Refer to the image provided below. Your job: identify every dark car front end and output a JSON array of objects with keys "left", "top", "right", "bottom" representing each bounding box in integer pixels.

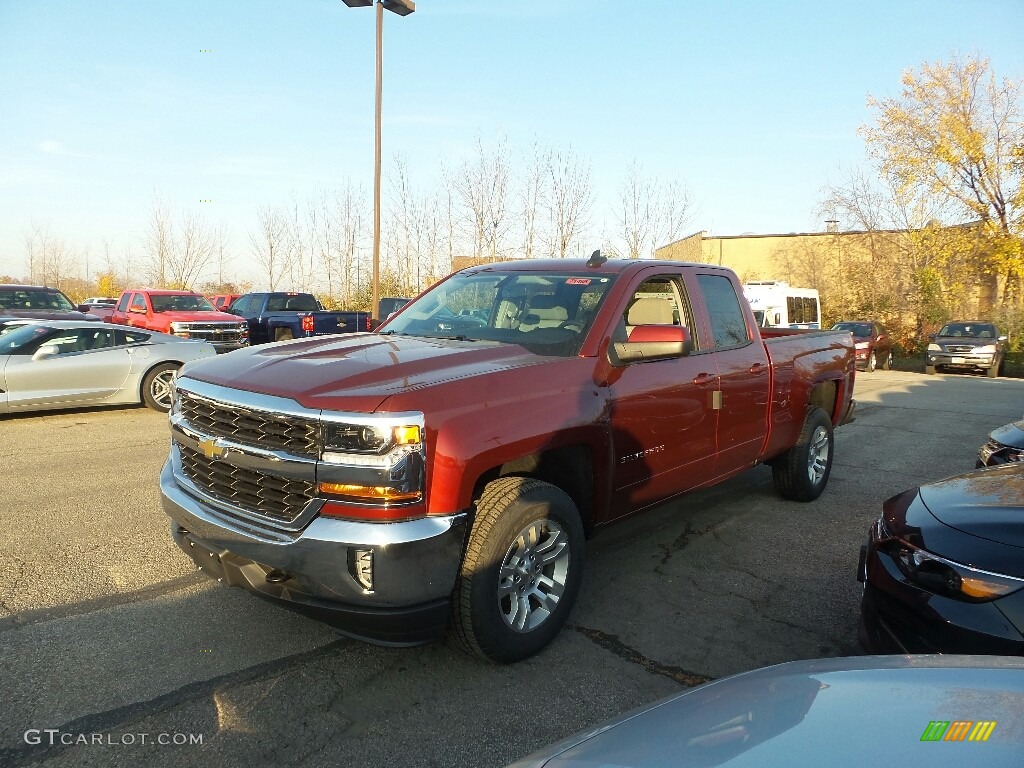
[
  {"left": 859, "top": 465, "right": 1024, "bottom": 655},
  {"left": 926, "top": 321, "right": 1005, "bottom": 376},
  {"left": 978, "top": 420, "right": 1024, "bottom": 467}
]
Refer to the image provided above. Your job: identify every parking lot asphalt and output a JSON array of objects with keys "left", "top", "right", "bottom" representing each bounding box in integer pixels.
[{"left": 2, "top": 369, "right": 1022, "bottom": 767}]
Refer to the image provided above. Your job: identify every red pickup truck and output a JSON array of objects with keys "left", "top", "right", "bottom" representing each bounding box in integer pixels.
[
  {"left": 160, "top": 256, "right": 856, "bottom": 662},
  {"left": 108, "top": 289, "right": 249, "bottom": 352}
]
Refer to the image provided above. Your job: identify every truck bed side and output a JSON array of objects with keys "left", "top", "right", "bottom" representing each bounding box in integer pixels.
[{"left": 760, "top": 328, "right": 856, "bottom": 461}]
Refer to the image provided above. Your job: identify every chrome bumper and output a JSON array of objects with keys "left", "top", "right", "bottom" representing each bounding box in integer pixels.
[{"left": 160, "top": 459, "right": 468, "bottom": 644}]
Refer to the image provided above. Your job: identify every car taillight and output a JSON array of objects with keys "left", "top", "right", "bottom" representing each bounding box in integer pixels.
[
  {"left": 365, "top": 315, "right": 371, "bottom": 331},
  {"left": 302, "top": 314, "right": 314, "bottom": 333}
]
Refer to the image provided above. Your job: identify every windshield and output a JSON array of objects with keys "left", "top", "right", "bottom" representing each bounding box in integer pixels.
[
  {"left": 150, "top": 294, "right": 216, "bottom": 312},
  {"left": 379, "top": 270, "right": 616, "bottom": 357},
  {"left": 0, "top": 287, "right": 76, "bottom": 311},
  {"left": 832, "top": 322, "right": 872, "bottom": 337},
  {"left": 937, "top": 322, "right": 996, "bottom": 339}
]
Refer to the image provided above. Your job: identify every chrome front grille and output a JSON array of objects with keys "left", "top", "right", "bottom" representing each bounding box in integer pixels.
[
  {"left": 178, "top": 390, "right": 319, "bottom": 458},
  {"left": 179, "top": 445, "right": 314, "bottom": 524},
  {"left": 945, "top": 345, "right": 975, "bottom": 354}
]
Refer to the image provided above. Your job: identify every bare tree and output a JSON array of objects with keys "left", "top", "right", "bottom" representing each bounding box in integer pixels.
[
  {"left": 168, "top": 211, "right": 215, "bottom": 289},
  {"left": 520, "top": 140, "right": 549, "bottom": 259},
  {"left": 145, "top": 197, "right": 175, "bottom": 287},
  {"left": 618, "top": 160, "right": 655, "bottom": 259},
  {"left": 453, "top": 136, "right": 512, "bottom": 258},
  {"left": 546, "top": 146, "right": 593, "bottom": 258},
  {"left": 250, "top": 206, "right": 292, "bottom": 290}
]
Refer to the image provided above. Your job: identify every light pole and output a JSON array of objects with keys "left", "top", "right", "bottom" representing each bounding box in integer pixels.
[{"left": 342, "top": 0, "right": 415, "bottom": 322}]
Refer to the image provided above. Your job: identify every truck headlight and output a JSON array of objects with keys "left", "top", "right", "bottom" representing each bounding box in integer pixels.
[
  {"left": 927, "top": 343, "right": 941, "bottom": 352},
  {"left": 322, "top": 422, "right": 420, "bottom": 455},
  {"left": 974, "top": 344, "right": 996, "bottom": 354}
]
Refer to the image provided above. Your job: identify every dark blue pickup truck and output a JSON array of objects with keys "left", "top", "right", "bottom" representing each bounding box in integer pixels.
[{"left": 225, "top": 292, "right": 371, "bottom": 345}]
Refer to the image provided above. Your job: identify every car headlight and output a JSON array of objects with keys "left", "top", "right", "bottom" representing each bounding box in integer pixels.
[
  {"left": 892, "top": 541, "right": 1024, "bottom": 601},
  {"left": 927, "top": 343, "right": 941, "bottom": 352},
  {"left": 974, "top": 344, "right": 996, "bottom": 354}
]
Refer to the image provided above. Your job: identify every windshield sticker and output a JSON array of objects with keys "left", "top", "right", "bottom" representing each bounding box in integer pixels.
[{"left": 565, "top": 278, "right": 591, "bottom": 285}]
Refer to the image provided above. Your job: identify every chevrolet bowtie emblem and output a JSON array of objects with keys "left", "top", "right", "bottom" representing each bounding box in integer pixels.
[{"left": 198, "top": 437, "right": 228, "bottom": 460}]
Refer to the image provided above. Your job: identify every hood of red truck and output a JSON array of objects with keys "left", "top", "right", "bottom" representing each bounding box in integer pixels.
[{"left": 180, "top": 333, "right": 554, "bottom": 412}]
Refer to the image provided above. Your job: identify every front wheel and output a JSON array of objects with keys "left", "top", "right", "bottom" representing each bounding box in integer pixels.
[
  {"left": 987, "top": 361, "right": 999, "bottom": 378},
  {"left": 450, "top": 477, "right": 585, "bottom": 663},
  {"left": 142, "top": 363, "right": 180, "bottom": 412},
  {"left": 925, "top": 364, "right": 936, "bottom": 375},
  {"left": 866, "top": 351, "right": 877, "bottom": 372},
  {"left": 881, "top": 351, "right": 893, "bottom": 371},
  {"left": 772, "top": 407, "right": 834, "bottom": 502}
]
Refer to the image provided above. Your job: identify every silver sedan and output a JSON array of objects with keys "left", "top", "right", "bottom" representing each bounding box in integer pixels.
[{"left": 0, "top": 321, "right": 216, "bottom": 415}]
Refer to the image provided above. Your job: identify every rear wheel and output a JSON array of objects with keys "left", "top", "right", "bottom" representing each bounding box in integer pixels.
[
  {"left": 866, "top": 351, "right": 877, "bottom": 372},
  {"left": 142, "top": 363, "right": 180, "bottom": 412},
  {"left": 772, "top": 407, "right": 833, "bottom": 502},
  {"left": 881, "top": 351, "right": 893, "bottom": 371},
  {"left": 450, "top": 477, "right": 584, "bottom": 663},
  {"left": 275, "top": 328, "right": 294, "bottom": 342}
]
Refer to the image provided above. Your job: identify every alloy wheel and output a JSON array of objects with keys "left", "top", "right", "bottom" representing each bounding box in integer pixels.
[
  {"left": 806, "top": 425, "right": 831, "bottom": 485},
  {"left": 497, "top": 520, "right": 570, "bottom": 633}
]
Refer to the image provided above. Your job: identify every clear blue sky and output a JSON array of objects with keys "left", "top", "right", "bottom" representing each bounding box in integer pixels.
[{"left": 1, "top": 0, "right": 1022, "bottom": 282}]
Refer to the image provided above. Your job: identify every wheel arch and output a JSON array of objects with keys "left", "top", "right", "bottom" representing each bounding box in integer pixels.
[
  {"left": 468, "top": 444, "right": 595, "bottom": 536},
  {"left": 139, "top": 359, "right": 184, "bottom": 401}
]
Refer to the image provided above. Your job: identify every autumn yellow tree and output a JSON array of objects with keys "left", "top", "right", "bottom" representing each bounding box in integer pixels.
[{"left": 861, "top": 55, "right": 1023, "bottom": 312}]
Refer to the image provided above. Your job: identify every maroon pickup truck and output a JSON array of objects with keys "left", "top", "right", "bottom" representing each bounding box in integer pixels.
[{"left": 160, "top": 255, "right": 856, "bottom": 662}]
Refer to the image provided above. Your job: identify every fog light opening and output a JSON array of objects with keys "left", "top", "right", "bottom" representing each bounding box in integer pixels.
[{"left": 350, "top": 548, "right": 374, "bottom": 592}]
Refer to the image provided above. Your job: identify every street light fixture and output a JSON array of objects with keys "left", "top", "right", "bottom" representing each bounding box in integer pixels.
[{"left": 342, "top": 0, "right": 415, "bottom": 322}]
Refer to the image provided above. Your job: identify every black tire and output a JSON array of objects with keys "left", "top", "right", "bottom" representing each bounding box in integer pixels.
[
  {"left": 772, "top": 407, "right": 834, "bottom": 502},
  {"left": 925, "top": 364, "right": 936, "bottom": 375},
  {"left": 450, "top": 477, "right": 585, "bottom": 663},
  {"left": 142, "top": 363, "right": 180, "bottom": 412},
  {"left": 881, "top": 351, "right": 893, "bottom": 371},
  {"left": 275, "top": 328, "right": 294, "bottom": 342},
  {"left": 987, "top": 361, "right": 999, "bottom": 378},
  {"left": 866, "top": 351, "right": 877, "bottom": 372}
]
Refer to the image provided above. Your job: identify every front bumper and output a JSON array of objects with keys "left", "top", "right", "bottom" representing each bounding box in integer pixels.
[
  {"left": 857, "top": 530, "right": 1024, "bottom": 655},
  {"left": 160, "top": 459, "right": 469, "bottom": 646},
  {"left": 927, "top": 352, "right": 995, "bottom": 371}
]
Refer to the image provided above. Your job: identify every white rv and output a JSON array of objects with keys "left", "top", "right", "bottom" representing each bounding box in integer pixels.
[{"left": 743, "top": 281, "right": 821, "bottom": 329}]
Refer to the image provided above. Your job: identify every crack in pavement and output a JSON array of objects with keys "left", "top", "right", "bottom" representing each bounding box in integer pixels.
[
  {"left": 569, "top": 625, "right": 713, "bottom": 687},
  {"left": 656, "top": 522, "right": 719, "bottom": 568},
  {"left": 0, "top": 638, "right": 353, "bottom": 768}
]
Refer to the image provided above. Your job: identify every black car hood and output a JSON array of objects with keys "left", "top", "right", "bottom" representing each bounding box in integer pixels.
[
  {"left": 917, "top": 464, "right": 1024, "bottom": 558},
  {"left": 991, "top": 421, "right": 1024, "bottom": 450}
]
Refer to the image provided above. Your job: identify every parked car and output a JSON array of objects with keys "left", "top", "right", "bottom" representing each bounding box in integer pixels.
[
  {"left": 926, "top": 321, "right": 1007, "bottom": 377},
  {"left": 208, "top": 293, "right": 242, "bottom": 311},
  {"left": 108, "top": 289, "right": 249, "bottom": 353},
  {"left": 0, "top": 316, "right": 38, "bottom": 335},
  {"left": 978, "top": 418, "right": 1024, "bottom": 467},
  {"left": 160, "top": 256, "right": 856, "bottom": 662},
  {"left": 506, "top": 656, "right": 1024, "bottom": 767},
  {"left": 225, "top": 291, "right": 371, "bottom": 344},
  {"left": 80, "top": 296, "right": 118, "bottom": 309},
  {"left": 0, "top": 321, "right": 216, "bottom": 415},
  {"left": 859, "top": 462, "right": 1024, "bottom": 655},
  {"left": 830, "top": 320, "right": 893, "bottom": 372},
  {"left": 0, "top": 284, "right": 99, "bottom": 322}
]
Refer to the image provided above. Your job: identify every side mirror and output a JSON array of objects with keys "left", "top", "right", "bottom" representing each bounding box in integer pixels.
[
  {"left": 32, "top": 344, "right": 59, "bottom": 361},
  {"left": 128, "top": 306, "right": 147, "bottom": 314},
  {"left": 773, "top": 313, "right": 781, "bottom": 326},
  {"left": 77, "top": 304, "right": 92, "bottom": 313},
  {"left": 928, "top": 333, "right": 936, "bottom": 341},
  {"left": 612, "top": 325, "right": 692, "bottom": 365}
]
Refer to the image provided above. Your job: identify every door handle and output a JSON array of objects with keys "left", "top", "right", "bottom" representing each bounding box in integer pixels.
[
  {"left": 693, "top": 372, "right": 717, "bottom": 386},
  {"left": 749, "top": 363, "right": 766, "bottom": 375}
]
